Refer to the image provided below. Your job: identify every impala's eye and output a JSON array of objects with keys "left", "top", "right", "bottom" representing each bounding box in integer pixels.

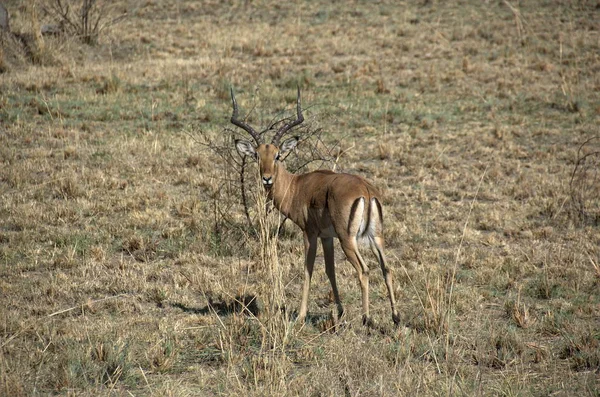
[{"left": 275, "top": 152, "right": 281, "bottom": 161}]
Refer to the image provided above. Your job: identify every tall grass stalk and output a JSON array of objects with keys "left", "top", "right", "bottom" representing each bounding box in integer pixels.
[{"left": 253, "top": 170, "right": 292, "bottom": 393}]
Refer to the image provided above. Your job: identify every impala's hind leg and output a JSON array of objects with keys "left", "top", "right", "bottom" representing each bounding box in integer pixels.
[
  {"left": 370, "top": 236, "right": 400, "bottom": 325},
  {"left": 336, "top": 198, "right": 372, "bottom": 325},
  {"left": 322, "top": 237, "right": 343, "bottom": 322},
  {"left": 339, "top": 238, "right": 372, "bottom": 326}
]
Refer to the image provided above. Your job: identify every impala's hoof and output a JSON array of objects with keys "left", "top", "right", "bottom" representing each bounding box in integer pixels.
[
  {"left": 362, "top": 315, "right": 374, "bottom": 328},
  {"left": 337, "top": 306, "right": 344, "bottom": 319},
  {"left": 392, "top": 313, "right": 401, "bottom": 326},
  {"left": 295, "top": 314, "right": 307, "bottom": 325}
]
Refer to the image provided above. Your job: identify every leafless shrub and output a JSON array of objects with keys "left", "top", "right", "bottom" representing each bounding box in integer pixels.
[
  {"left": 569, "top": 136, "right": 600, "bottom": 225},
  {"left": 41, "top": 0, "right": 127, "bottom": 45},
  {"left": 192, "top": 94, "right": 340, "bottom": 239}
]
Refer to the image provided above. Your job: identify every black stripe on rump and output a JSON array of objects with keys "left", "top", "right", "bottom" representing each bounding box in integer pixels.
[
  {"left": 374, "top": 197, "right": 384, "bottom": 226},
  {"left": 347, "top": 197, "right": 364, "bottom": 235}
]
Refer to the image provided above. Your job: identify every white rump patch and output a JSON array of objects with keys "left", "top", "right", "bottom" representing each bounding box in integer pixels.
[
  {"left": 352, "top": 197, "right": 367, "bottom": 238},
  {"left": 358, "top": 198, "right": 379, "bottom": 242}
]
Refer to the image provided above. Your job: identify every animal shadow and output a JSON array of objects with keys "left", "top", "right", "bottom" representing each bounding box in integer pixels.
[{"left": 171, "top": 294, "right": 262, "bottom": 317}]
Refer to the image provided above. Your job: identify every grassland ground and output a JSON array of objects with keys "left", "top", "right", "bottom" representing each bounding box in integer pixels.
[{"left": 1, "top": 0, "right": 599, "bottom": 395}]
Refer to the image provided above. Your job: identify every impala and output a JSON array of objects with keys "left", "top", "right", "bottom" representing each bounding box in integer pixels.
[{"left": 231, "top": 88, "right": 400, "bottom": 326}]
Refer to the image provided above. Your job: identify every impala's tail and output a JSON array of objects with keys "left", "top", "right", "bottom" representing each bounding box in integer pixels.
[{"left": 348, "top": 197, "right": 383, "bottom": 240}]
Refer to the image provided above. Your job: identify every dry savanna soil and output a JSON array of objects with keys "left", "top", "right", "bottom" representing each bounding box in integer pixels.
[{"left": 1, "top": 0, "right": 599, "bottom": 395}]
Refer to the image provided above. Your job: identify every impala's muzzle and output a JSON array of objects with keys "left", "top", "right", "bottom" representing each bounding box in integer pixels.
[{"left": 262, "top": 176, "right": 273, "bottom": 188}]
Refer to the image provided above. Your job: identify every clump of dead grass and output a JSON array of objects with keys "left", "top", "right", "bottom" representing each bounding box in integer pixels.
[
  {"left": 505, "top": 290, "right": 536, "bottom": 329},
  {"left": 210, "top": 169, "right": 295, "bottom": 395},
  {"left": 559, "top": 326, "right": 600, "bottom": 373}
]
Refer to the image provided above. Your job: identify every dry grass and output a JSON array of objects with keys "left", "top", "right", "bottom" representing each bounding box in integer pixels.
[{"left": 1, "top": 0, "right": 599, "bottom": 395}]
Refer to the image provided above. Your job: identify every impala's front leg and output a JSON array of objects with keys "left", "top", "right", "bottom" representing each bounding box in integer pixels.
[{"left": 298, "top": 233, "right": 317, "bottom": 323}]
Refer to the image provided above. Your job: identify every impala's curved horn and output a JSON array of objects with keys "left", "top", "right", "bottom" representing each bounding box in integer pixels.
[
  {"left": 271, "top": 86, "right": 304, "bottom": 147},
  {"left": 230, "top": 88, "right": 261, "bottom": 145}
]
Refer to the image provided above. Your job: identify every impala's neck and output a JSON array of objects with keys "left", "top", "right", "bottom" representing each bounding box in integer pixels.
[{"left": 271, "top": 165, "right": 296, "bottom": 219}]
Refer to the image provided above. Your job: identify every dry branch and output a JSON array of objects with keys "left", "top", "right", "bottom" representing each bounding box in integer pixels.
[{"left": 569, "top": 136, "right": 600, "bottom": 225}]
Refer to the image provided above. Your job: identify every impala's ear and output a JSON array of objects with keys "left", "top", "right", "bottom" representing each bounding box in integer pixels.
[
  {"left": 235, "top": 139, "right": 256, "bottom": 158},
  {"left": 279, "top": 136, "right": 298, "bottom": 154}
]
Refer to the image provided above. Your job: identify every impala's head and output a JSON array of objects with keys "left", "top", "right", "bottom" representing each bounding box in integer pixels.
[
  {"left": 235, "top": 138, "right": 298, "bottom": 188},
  {"left": 230, "top": 88, "right": 304, "bottom": 189}
]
